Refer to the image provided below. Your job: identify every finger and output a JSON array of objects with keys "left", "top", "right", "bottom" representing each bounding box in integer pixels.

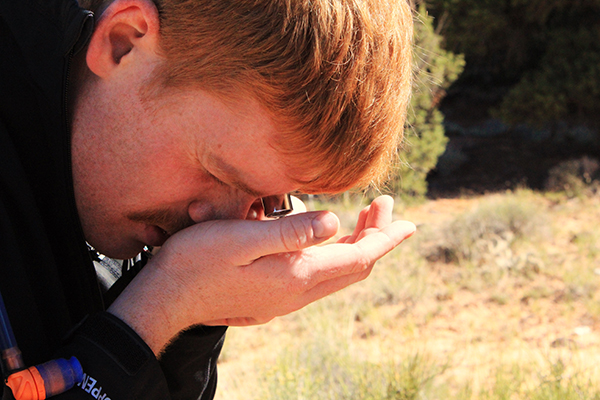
[
  {"left": 293, "top": 220, "right": 415, "bottom": 309},
  {"left": 305, "top": 220, "right": 416, "bottom": 281},
  {"left": 342, "top": 195, "right": 395, "bottom": 244},
  {"left": 353, "top": 195, "right": 395, "bottom": 242},
  {"left": 337, "top": 234, "right": 352, "bottom": 244},
  {"left": 342, "top": 205, "right": 370, "bottom": 244},
  {"left": 364, "top": 195, "right": 394, "bottom": 229},
  {"left": 264, "top": 211, "right": 340, "bottom": 255},
  {"left": 197, "top": 211, "right": 341, "bottom": 264},
  {"left": 298, "top": 221, "right": 416, "bottom": 308}
]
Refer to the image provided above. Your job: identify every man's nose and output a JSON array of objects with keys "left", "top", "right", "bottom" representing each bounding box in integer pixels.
[{"left": 245, "top": 198, "right": 265, "bottom": 220}]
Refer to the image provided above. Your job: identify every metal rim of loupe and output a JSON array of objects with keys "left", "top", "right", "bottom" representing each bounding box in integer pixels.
[{"left": 262, "top": 193, "right": 293, "bottom": 218}]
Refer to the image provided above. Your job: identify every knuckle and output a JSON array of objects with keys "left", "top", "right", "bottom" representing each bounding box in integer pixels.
[
  {"left": 268, "top": 252, "right": 312, "bottom": 295},
  {"left": 285, "top": 265, "right": 313, "bottom": 295},
  {"left": 286, "top": 274, "right": 311, "bottom": 295},
  {"left": 278, "top": 218, "right": 312, "bottom": 251},
  {"left": 353, "top": 252, "right": 373, "bottom": 274}
]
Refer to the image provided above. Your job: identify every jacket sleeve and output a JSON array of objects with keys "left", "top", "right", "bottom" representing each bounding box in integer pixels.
[
  {"left": 0, "top": 307, "right": 227, "bottom": 399},
  {"left": 50, "top": 312, "right": 171, "bottom": 400},
  {"left": 158, "top": 325, "right": 228, "bottom": 400},
  {"left": 53, "top": 314, "right": 227, "bottom": 400},
  {"left": 4, "top": 313, "right": 227, "bottom": 400}
]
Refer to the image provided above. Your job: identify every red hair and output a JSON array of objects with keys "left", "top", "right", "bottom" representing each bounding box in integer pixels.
[{"left": 82, "top": 0, "right": 413, "bottom": 193}]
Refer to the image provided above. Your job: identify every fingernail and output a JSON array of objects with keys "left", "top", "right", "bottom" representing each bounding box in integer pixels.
[{"left": 312, "top": 212, "right": 339, "bottom": 239}]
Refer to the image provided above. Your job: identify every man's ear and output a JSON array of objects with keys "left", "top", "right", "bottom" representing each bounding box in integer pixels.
[{"left": 86, "top": 0, "right": 160, "bottom": 78}]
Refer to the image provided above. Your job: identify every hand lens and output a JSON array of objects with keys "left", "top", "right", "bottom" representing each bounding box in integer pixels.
[{"left": 261, "top": 194, "right": 293, "bottom": 218}]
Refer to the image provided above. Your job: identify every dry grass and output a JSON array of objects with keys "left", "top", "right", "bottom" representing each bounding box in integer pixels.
[{"left": 215, "top": 190, "right": 600, "bottom": 399}]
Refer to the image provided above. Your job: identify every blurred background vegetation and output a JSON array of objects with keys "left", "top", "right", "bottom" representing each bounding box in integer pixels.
[
  {"left": 392, "top": 0, "right": 600, "bottom": 201},
  {"left": 392, "top": 3, "right": 464, "bottom": 199},
  {"left": 427, "top": 0, "right": 600, "bottom": 128}
]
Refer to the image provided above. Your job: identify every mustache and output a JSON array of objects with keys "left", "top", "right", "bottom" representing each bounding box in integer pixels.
[{"left": 127, "top": 208, "right": 196, "bottom": 235}]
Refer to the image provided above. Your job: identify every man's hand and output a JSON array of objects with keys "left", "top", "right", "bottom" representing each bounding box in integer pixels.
[{"left": 108, "top": 195, "right": 415, "bottom": 355}]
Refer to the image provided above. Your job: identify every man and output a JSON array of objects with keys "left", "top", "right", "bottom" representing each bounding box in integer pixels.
[{"left": 0, "top": 0, "right": 415, "bottom": 398}]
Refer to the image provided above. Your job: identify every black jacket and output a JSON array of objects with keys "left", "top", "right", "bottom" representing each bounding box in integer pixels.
[{"left": 0, "top": 0, "right": 226, "bottom": 398}]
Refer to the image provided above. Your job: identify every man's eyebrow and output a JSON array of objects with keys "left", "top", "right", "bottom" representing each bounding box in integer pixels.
[{"left": 209, "top": 154, "right": 266, "bottom": 198}]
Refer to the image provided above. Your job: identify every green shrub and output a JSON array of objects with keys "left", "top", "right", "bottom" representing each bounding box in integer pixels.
[
  {"left": 419, "top": 192, "right": 548, "bottom": 267},
  {"left": 391, "top": 4, "right": 464, "bottom": 199},
  {"left": 495, "top": 26, "right": 600, "bottom": 128},
  {"left": 545, "top": 156, "right": 600, "bottom": 197},
  {"left": 258, "top": 346, "right": 448, "bottom": 400},
  {"left": 428, "top": 0, "right": 600, "bottom": 131},
  {"left": 480, "top": 358, "right": 600, "bottom": 400}
]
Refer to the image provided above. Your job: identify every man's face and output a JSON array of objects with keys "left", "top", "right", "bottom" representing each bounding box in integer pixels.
[{"left": 71, "top": 82, "right": 303, "bottom": 259}]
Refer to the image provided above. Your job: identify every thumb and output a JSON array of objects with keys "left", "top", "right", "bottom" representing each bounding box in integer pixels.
[{"left": 233, "top": 211, "right": 340, "bottom": 264}]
